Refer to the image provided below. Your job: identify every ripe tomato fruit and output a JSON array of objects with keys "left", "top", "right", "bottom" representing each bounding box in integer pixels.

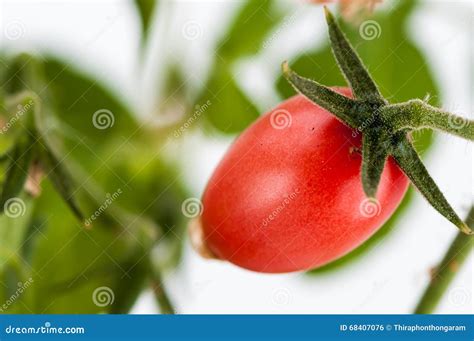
[{"left": 198, "top": 88, "right": 409, "bottom": 273}]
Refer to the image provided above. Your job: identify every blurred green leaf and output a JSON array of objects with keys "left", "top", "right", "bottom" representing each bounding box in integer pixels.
[
  {"left": 38, "top": 56, "right": 189, "bottom": 270},
  {"left": 0, "top": 194, "right": 36, "bottom": 313},
  {"left": 91, "top": 142, "right": 189, "bottom": 268},
  {"left": 0, "top": 53, "right": 179, "bottom": 313},
  {"left": 110, "top": 255, "right": 149, "bottom": 313},
  {"left": 154, "top": 63, "right": 190, "bottom": 125},
  {"left": 135, "top": 0, "right": 157, "bottom": 45},
  {"left": 0, "top": 194, "right": 34, "bottom": 272},
  {"left": 162, "top": 64, "right": 187, "bottom": 101},
  {"left": 1, "top": 54, "right": 141, "bottom": 156},
  {"left": 284, "top": 0, "right": 440, "bottom": 274},
  {"left": 149, "top": 264, "right": 174, "bottom": 314},
  {"left": 38, "top": 140, "right": 85, "bottom": 223},
  {"left": 21, "top": 178, "right": 158, "bottom": 313},
  {"left": 38, "top": 63, "right": 190, "bottom": 265},
  {"left": 0, "top": 263, "right": 35, "bottom": 313},
  {"left": 41, "top": 57, "right": 140, "bottom": 148},
  {"left": 198, "top": 0, "right": 285, "bottom": 134},
  {"left": 0, "top": 56, "right": 39, "bottom": 155},
  {"left": 1, "top": 56, "right": 93, "bottom": 221},
  {"left": 0, "top": 134, "right": 35, "bottom": 211},
  {"left": 0, "top": 131, "right": 14, "bottom": 157},
  {"left": 218, "top": 0, "right": 284, "bottom": 60},
  {"left": 198, "top": 61, "right": 260, "bottom": 133},
  {"left": 2, "top": 54, "right": 37, "bottom": 95}
]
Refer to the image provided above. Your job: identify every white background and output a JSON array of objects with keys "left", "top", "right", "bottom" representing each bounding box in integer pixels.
[{"left": 1, "top": 0, "right": 472, "bottom": 314}]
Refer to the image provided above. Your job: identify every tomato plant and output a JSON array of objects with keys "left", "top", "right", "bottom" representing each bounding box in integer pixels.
[
  {"left": 0, "top": 0, "right": 471, "bottom": 314},
  {"left": 193, "top": 7, "right": 473, "bottom": 274}
]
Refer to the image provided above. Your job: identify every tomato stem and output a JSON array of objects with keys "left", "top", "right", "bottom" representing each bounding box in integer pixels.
[
  {"left": 386, "top": 100, "right": 474, "bottom": 141},
  {"left": 150, "top": 266, "right": 175, "bottom": 314},
  {"left": 282, "top": 8, "right": 473, "bottom": 234},
  {"left": 414, "top": 206, "right": 474, "bottom": 313}
]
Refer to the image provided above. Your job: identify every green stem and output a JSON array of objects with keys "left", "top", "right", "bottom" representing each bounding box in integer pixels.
[
  {"left": 391, "top": 100, "right": 474, "bottom": 141},
  {"left": 414, "top": 206, "right": 474, "bottom": 313},
  {"left": 150, "top": 266, "right": 175, "bottom": 314}
]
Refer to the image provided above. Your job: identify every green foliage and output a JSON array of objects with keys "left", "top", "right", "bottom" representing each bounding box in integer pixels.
[
  {"left": 0, "top": 194, "right": 36, "bottom": 313},
  {"left": 41, "top": 57, "right": 189, "bottom": 260},
  {"left": 135, "top": 0, "right": 158, "bottom": 44},
  {"left": 91, "top": 142, "right": 189, "bottom": 268},
  {"left": 217, "top": 0, "right": 284, "bottom": 60},
  {"left": 0, "top": 55, "right": 186, "bottom": 313},
  {"left": 0, "top": 134, "right": 35, "bottom": 210},
  {"left": 41, "top": 57, "right": 140, "bottom": 147},
  {"left": 196, "top": 0, "right": 285, "bottom": 134},
  {"left": 199, "top": 61, "right": 260, "bottom": 133},
  {"left": 38, "top": 141, "right": 85, "bottom": 222},
  {"left": 40, "top": 57, "right": 189, "bottom": 247},
  {"left": 0, "top": 0, "right": 446, "bottom": 312},
  {"left": 27, "top": 181, "right": 156, "bottom": 313}
]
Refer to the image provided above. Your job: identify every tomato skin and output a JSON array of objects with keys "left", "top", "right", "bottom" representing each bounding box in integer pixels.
[{"left": 200, "top": 89, "right": 409, "bottom": 273}]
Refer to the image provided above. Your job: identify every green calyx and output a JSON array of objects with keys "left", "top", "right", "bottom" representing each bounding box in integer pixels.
[{"left": 282, "top": 7, "right": 473, "bottom": 235}]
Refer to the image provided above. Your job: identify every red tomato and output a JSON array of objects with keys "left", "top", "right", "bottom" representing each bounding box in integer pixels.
[{"left": 199, "top": 88, "right": 409, "bottom": 273}]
